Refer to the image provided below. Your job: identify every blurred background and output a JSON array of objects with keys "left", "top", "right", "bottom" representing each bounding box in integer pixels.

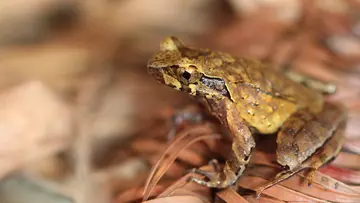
[{"left": 0, "top": 0, "right": 360, "bottom": 203}]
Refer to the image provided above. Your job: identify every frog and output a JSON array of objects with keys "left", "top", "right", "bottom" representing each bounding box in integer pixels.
[{"left": 147, "top": 36, "right": 347, "bottom": 192}]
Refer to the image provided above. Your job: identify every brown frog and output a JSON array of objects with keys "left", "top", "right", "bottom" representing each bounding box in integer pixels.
[{"left": 147, "top": 36, "right": 347, "bottom": 193}]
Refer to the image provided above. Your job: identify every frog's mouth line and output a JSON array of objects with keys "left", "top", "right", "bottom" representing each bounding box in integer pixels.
[
  {"left": 147, "top": 66, "right": 165, "bottom": 83},
  {"left": 148, "top": 66, "right": 184, "bottom": 90}
]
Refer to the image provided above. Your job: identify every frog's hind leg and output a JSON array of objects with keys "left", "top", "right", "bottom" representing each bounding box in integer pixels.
[
  {"left": 275, "top": 103, "right": 346, "bottom": 177},
  {"left": 255, "top": 102, "right": 346, "bottom": 196},
  {"left": 304, "top": 119, "right": 345, "bottom": 186},
  {"left": 189, "top": 102, "right": 255, "bottom": 188},
  {"left": 284, "top": 70, "right": 337, "bottom": 94}
]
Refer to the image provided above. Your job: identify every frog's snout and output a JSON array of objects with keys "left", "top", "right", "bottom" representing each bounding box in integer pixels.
[
  {"left": 147, "top": 57, "right": 161, "bottom": 70},
  {"left": 147, "top": 66, "right": 164, "bottom": 83}
]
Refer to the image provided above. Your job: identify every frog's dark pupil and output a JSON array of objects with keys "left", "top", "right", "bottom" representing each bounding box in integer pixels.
[{"left": 182, "top": 71, "right": 191, "bottom": 80}]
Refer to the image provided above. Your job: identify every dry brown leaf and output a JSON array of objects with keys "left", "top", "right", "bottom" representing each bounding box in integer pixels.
[
  {"left": 216, "top": 188, "right": 249, "bottom": 203},
  {"left": 145, "top": 195, "right": 206, "bottom": 203},
  {"left": 331, "top": 152, "right": 360, "bottom": 170},
  {"left": 343, "top": 140, "right": 360, "bottom": 154},
  {"left": 143, "top": 125, "right": 221, "bottom": 201},
  {"left": 157, "top": 169, "right": 213, "bottom": 202},
  {"left": 319, "top": 165, "right": 360, "bottom": 185}
]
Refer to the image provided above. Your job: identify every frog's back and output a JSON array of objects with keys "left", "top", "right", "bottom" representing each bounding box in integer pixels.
[
  {"left": 203, "top": 54, "right": 324, "bottom": 134},
  {"left": 201, "top": 52, "right": 323, "bottom": 110},
  {"left": 231, "top": 57, "right": 323, "bottom": 112}
]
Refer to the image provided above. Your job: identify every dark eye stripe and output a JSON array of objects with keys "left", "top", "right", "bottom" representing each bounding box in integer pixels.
[{"left": 200, "top": 76, "right": 231, "bottom": 99}]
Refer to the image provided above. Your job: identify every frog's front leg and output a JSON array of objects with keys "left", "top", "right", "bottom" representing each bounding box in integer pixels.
[
  {"left": 190, "top": 100, "right": 255, "bottom": 188},
  {"left": 256, "top": 102, "right": 346, "bottom": 195}
]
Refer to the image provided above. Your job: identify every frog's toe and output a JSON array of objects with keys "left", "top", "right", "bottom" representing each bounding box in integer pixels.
[
  {"left": 188, "top": 168, "right": 231, "bottom": 188},
  {"left": 306, "top": 168, "right": 317, "bottom": 187},
  {"left": 189, "top": 168, "right": 218, "bottom": 179},
  {"left": 188, "top": 176, "right": 222, "bottom": 188},
  {"left": 167, "top": 109, "right": 204, "bottom": 141}
]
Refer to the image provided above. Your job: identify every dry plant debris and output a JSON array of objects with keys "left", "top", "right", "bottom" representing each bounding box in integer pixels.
[
  {"left": 117, "top": 108, "right": 360, "bottom": 203},
  {"left": 0, "top": 0, "right": 359, "bottom": 203}
]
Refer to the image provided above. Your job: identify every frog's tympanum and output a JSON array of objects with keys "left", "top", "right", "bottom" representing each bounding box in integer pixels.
[{"left": 147, "top": 36, "right": 347, "bottom": 193}]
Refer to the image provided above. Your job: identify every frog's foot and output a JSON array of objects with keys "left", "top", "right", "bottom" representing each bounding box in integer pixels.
[
  {"left": 208, "top": 159, "right": 221, "bottom": 172},
  {"left": 188, "top": 168, "right": 237, "bottom": 188},
  {"left": 306, "top": 169, "right": 316, "bottom": 187},
  {"left": 168, "top": 109, "right": 203, "bottom": 141},
  {"left": 189, "top": 168, "right": 222, "bottom": 188},
  {"left": 189, "top": 159, "right": 220, "bottom": 178},
  {"left": 188, "top": 159, "right": 231, "bottom": 188},
  {"left": 189, "top": 158, "right": 247, "bottom": 188},
  {"left": 189, "top": 106, "right": 255, "bottom": 189},
  {"left": 171, "top": 109, "right": 203, "bottom": 126}
]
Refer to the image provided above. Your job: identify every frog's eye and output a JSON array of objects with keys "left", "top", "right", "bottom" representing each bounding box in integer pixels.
[
  {"left": 177, "top": 66, "right": 201, "bottom": 84},
  {"left": 182, "top": 71, "right": 191, "bottom": 80},
  {"left": 179, "top": 70, "right": 201, "bottom": 84}
]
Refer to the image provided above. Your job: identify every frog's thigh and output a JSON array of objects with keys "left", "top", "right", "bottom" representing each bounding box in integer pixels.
[
  {"left": 256, "top": 111, "right": 346, "bottom": 197},
  {"left": 305, "top": 118, "right": 346, "bottom": 185},
  {"left": 276, "top": 102, "right": 347, "bottom": 170}
]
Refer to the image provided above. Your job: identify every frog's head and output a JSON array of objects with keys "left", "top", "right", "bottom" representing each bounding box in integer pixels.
[{"left": 147, "top": 36, "right": 211, "bottom": 95}]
